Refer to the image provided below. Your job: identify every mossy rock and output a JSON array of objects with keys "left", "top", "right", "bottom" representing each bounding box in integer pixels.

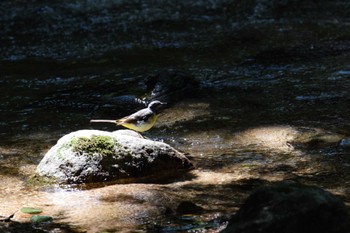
[{"left": 36, "top": 130, "right": 194, "bottom": 184}]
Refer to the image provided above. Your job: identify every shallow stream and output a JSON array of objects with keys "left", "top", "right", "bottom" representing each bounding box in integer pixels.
[{"left": 1, "top": 1, "right": 350, "bottom": 232}]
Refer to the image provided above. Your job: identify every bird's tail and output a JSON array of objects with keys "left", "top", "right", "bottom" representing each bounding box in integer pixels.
[{"left": 90, "top": 119, "right": 117, "bottom": 124}]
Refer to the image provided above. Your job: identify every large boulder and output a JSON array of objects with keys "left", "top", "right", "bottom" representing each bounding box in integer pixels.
[
  {"left": 36, "top": 130, "right": 194, "bottom": 184},
  {"left": 221, "top": 182, "right": 350, "bottom": 233}
]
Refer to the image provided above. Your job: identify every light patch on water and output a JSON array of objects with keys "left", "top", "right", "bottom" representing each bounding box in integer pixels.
[
  {"left": 187, "top": 170, "right": 252, "bottom": 185},
  {"left": 43, "top": 188, "right": 100, "bottom": 208},
  {"left": 233, "top": 125, "right": 298, "bottom": 153}
]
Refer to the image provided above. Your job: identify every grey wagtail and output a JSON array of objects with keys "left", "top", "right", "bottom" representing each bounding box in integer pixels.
[{"left": 90, "top": 100, "right": 166, "bottom": 132}]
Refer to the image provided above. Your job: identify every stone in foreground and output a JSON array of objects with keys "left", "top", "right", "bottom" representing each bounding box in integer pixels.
[
  {"left": 36, "top": 130, "right": 194, "bottom": 184},
  {"left": 221, "top": 182, "right": 350, "bottom": 233}
]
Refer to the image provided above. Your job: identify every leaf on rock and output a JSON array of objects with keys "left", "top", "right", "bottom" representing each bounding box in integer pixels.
[
  {"left": 20, "top": 207, "right": 42, "bottom": 214},
  {"left": 30, "top": 215, "right": 53, "bottom": 223}
]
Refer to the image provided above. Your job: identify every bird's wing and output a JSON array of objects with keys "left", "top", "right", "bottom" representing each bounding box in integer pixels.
[{"left": 117, "top": 109, "right": 153, "bottom": 125}]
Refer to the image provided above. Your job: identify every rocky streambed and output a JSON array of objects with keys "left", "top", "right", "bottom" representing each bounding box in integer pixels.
[{"left": 1, "top": 104, "right": 350, "bottom": 232}]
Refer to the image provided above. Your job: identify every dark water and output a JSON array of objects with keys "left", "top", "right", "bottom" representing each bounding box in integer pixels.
[{"left": 1, "top": 1, "right": 350, "bottom": 232}]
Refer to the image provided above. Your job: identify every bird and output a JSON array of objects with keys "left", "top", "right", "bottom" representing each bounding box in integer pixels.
[{"left": 90, "top": 100, "right": 166, "bottom": 132}]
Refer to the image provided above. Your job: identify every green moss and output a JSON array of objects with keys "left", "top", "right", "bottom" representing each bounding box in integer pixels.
[
  {"left": 70, "top": 135, "right": 116, "bottom": 156},
  {"left": 57, "top": 140, "right": 72, "bottom": 160}
]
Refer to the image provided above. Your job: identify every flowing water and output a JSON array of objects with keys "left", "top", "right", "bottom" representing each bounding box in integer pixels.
[{"left": 1, "top": 1, "right": 350, "bottom": 232}]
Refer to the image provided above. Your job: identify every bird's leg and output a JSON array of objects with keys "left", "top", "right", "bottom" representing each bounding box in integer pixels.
[
  {"left": 137, "top": 132, "right": 146, "bottom": 139},
  {"left": 137, "top": 132, "right": 152, "bottom": 140}
]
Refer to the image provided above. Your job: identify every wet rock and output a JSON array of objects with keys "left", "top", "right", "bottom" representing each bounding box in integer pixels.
[
  {"left": 36, "top": 129, "right": 194, "bottom": 184},
  {"left": 142, "top": 70, "right": 199, "bottom": 104},
  {"left": 221, "top": 182, "right": 350, "bottom": 233}
]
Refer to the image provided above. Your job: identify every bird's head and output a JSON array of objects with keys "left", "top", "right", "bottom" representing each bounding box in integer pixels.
[{"left": 148, "top": 100, "right": 167, "bottom": 112}]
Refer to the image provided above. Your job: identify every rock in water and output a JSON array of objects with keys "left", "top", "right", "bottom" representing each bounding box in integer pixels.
[
  {"left": 36, "top": 130, "right": 194, "bottom": 184},
  {"left": 221, "top": 182, "right": 350, "bottom": 233},
  {"left": 143, "top": 69, "right": 199, "bottom": 104}
]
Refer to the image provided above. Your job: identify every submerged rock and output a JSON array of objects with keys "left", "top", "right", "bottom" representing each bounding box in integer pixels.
[
  {"left": 176, "top": 201, "right": 204, "bottom": 215},
  {"left": 221, "top": 182, "right": 350, "bottom": 233},
  {"left": 36, "top": 130, "right": 194, "bottom": 184},
  {"left": 142, "top": 69, "right": 199, "bottom": 104},
  {"left": 339, "top": 138, "right": 350, "bottom": 148}
]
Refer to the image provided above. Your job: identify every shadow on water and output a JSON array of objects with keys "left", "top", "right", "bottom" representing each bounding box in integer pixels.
[{"left": 0, "top": 221, "right": 78, "bottom": 233}]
